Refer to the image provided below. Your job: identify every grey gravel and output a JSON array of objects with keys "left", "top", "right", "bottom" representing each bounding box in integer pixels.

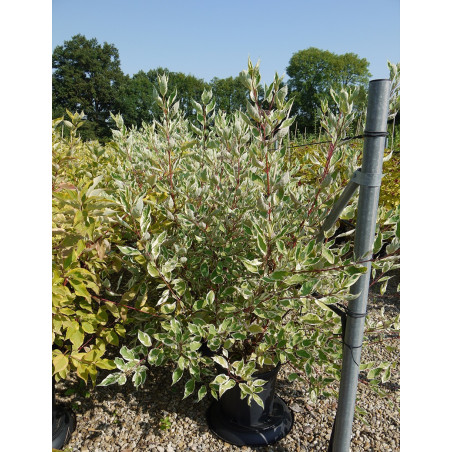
[{"left": 56, "top": 273, "right": 399, "bottom": 452}]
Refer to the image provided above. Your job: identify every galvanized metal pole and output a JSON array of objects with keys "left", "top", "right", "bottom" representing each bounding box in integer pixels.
[
  {"left": 316, "top": 178, "right": 359, "bottom": 243},
  {"left": 331, "top": 79, "right": 391, "bottom": 452}
]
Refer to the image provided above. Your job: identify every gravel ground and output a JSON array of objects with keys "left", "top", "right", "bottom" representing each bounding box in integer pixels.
[{"left": 55, "top": 272, "right": 399, "bottom": 452}]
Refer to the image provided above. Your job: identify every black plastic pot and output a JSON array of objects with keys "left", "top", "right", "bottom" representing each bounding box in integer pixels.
[
  {"left": 52, "top": 377, "right": 76, "bottom": 449},
  {"left": 206, "top": 363, "right": 293, "bottom": 446}
]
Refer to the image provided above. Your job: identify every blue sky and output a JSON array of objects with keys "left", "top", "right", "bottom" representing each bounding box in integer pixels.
[{"left": 52, "top": 0, "right": 400, "bottom": 85}]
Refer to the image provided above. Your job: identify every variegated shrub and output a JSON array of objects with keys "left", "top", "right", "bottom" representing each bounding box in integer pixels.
[{"left": 92, "top": 60, "right": 399, "bottom": 405}]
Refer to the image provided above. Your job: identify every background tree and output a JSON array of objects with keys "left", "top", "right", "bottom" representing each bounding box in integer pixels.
[
  {"left": 120, "top": 68, "right": 209, "bottom": 125},
  {"left": 52, "top": 34, "right": 126, "bottom": 141},
  {"left": 115, "top": 71, "right": 155, "bottom": 128},
  {"left": 117, "top": 72, "right": 252, "bottom": 127},
  {"left": 209, "top": 76, "right": 249, "bottom": 115},
  {"left": 286, "top": 47, "right": 370, "bottom": 133}
]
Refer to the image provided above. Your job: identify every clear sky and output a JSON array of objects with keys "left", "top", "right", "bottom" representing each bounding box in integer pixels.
[{"left": 52, "top": 0, "right": 400, "bottom": 85}]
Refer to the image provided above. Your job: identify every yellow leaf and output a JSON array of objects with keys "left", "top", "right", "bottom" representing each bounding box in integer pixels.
[
  {"left": 53, "top": 353, "right": 69, "bottom": 374},
  {"left": 96, "top": 359, "right": 116, "bottom": 370}
]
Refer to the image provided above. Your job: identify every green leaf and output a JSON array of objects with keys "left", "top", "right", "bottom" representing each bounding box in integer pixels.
[
  {"left": 256, "top": 232, "right": 267, "bottom": 255},
  {"left": 345, "top": 265, "right": 367, "bottom": 276},
  {"left": 212, "top": 355, "right": 228, "bottom": 369},
  {"left": 81, "top": 321, "right": 95, "bottom": 334},
  {"left": 197, "top": 385, "right": 207, "bottom": 402},
  {"left": 147, "top": 263, "right": 160, "bottom": 277},
  {"left": 148, "top": 348, "right": 164, "bottom": 365},
  {"left": 296, "top": 350, "right": 310, "bottom": 359},
  {"left": 138, "top": 330, "right": 152, "bottom": 347},
  {"left": 283, "top": 274, "right": 305, "bottom": 286},
  {"left": 120, "top": 346, "right": 136, "bottom": 361},
  {"left": 172, "top": 367, "right": 183, "bottom": 385},
  {"left": 105, "top": 330, "right": 119, "bottom": 346},
  {"left": 114, "top": 357, "right": 126, "bottom": 371},
  {"left": 98, "top": 372, "right": 122, "bottom": 387},
  {"left": 373, "top": 229, "right": 383, "bottom": 254},
  {"left": 115, "top": 324, "right": 126, "bottom": 337},
  {"left": 299, "top": 280, "right": 317, "bottom": 296},
  {"left": 63, "top": 248, "right": 77, "bottom": 270},
  {"left": 53, "top": 354, "right": 69, "bottom": 374},
  {"left": 232, "top": 332, "right": 247, "bottom": 340},
  {"left": 161, "top": 302, "right": 176, "bottom": 314},
  {"left": 367, "top": 367, "right": 383, "bottom": 380},
  {"left": 189, "top": 342, "right": 201, "bottom": 351},
  {"left": 132, "top": 366, "right": 147, "bottom": 387},
  {"left": 252, "top": 393, "right": 265, "bottom": 409},
  {"left": 267, "top": 270, "right": 290, "bottom": 281},
  {"left": 276, "top": 240, "right": 286, "bottom": 253},
  {"left": 241, "top": 258, "right": 260, "bottom": 273},
  {"left": 248, "top": 324, "right": 264, "bottom": 334},
  {"left": 219, "top": 379, "right": 236, "bottom": 398},
  {"left": 68, "top": 280, "right": 91, "bottom": 300},
  {"left": 381, "top": 367, "right": 391, "bottom": 383},
  {"left": 183, "top": 378, "right": 196, "bottom": 399},
  {"left": 322, "top": 246, "right": 335, "bottom": 264},
  {"left": 206, "top": 290, "right": 215, "bottom": 305},
  {"left": 200, "top": 262, "right": 209, "bottom": 277},
  {"left": 96, "top": 359, "right": 116, "bottom": 370},
  {"left": 117, "top": 246, "right": 141, "bottom": 256},
  {"left": 288, "top": 372, "right": 299, "bottom": 382},
  {"left": 221, "top": 286, "right": 235, "bottom": 297},
  {"left": 193, "top": 299, "right": 207, "bottom": 311},
  {"left": 69, "top": 328, "right": 84, "bottom": 349}
]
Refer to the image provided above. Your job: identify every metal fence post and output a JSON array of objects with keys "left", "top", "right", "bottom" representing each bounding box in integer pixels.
[{"left": 331, "top": 79, "right": 391, "bottom": 452}]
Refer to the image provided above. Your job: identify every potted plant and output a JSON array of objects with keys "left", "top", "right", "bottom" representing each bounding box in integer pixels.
[{"left": 98, "top": 60, "right": 399, "bottom": 446}]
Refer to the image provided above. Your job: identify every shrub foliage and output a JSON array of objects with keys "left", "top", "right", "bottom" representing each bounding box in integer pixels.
[{"left": 52, "top": 61, "right": 399, "bottom": 406}]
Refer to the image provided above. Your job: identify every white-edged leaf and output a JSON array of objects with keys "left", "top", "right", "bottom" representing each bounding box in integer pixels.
[
  {"left": 322, "top": 246, "right": 334, "bottom": 264},
  {"left": 212, "top": 356, "right": 228, "bottom": 369},
  {"left": 240, "top": 257, "right": 261, "bottom": 274},
  {"left": 147, "top": 263, "right": 160, "bottom": 277},
  {"left": 219, "top": 379, "right": 236, "bottom": 398},
  {"left": 117, "top": 246, "right": 141, "bottom": 256},
  {"left": 120, "top": 346, "right": 137, "bottom": 362},
  {"left": 114, "top": 357, "right": 126, "bottom": 371},
  {"left": 138, "top": 330, "right": 152, "bottom": 347},
  {"left": 98, "top": 372, "right": 122, "bottom": 387},
  {"left": 183, "top": 378, "right": 196, "bottom": 399},
  {"left": 132, "top": 366, "right": 147, "bottom": 387},
  {"left": 172, "top": 367, "right": 183, "bottom": 385},
  {"left": 197, "top": 385, "right": 207, "bottom": 402},
  {"left": 252, "top": 393, "right": 265, "bottom": 409}
]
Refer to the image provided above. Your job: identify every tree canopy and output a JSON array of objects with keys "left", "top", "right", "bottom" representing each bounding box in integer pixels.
[
  {"left": 52, "top": 34, "right": 125, "bottom": 141},
  {"left": 53, "top": 36, "right": 378, "bottom": 141},
  {"left": 286, "top": 47, "right": 371, "bottom": 132},
  {"left": 210, "top": 76, "right": 249, "bottom": 115}
]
